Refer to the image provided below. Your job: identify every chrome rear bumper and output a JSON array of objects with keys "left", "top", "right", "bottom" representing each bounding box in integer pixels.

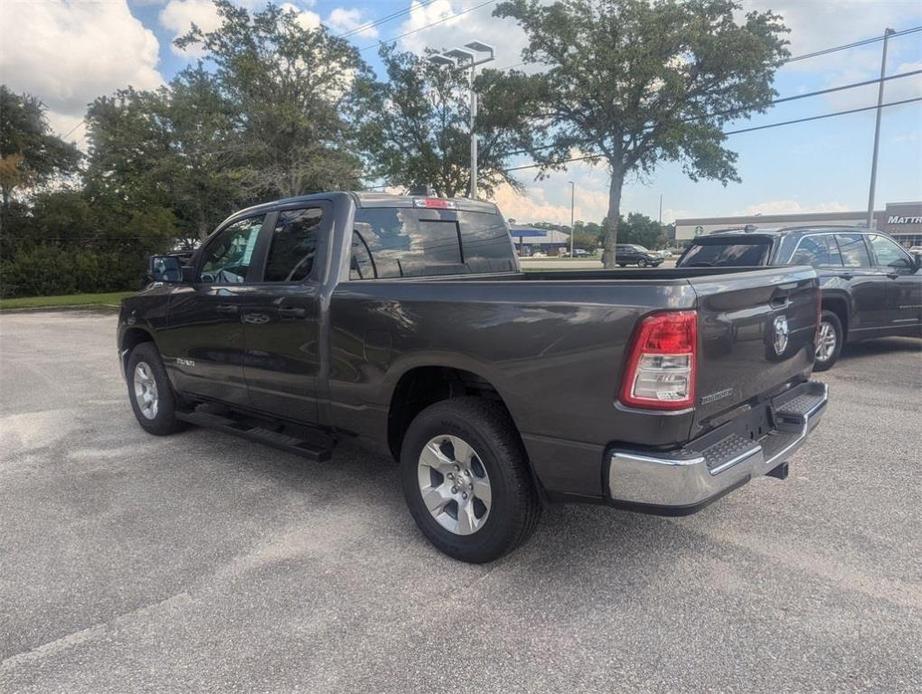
[{"left": 607, "top": 380, "right": 828, "bottom": 513}]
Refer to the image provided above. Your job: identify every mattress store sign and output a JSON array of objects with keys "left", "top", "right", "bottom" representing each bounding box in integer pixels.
[{"left": 888, "top": 215, "right": 922, "bottom": 224}]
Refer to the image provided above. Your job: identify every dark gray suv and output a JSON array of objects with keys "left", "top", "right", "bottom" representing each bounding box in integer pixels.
[{"left": 677, "top": 226, "right": 922, "bottom": 370}]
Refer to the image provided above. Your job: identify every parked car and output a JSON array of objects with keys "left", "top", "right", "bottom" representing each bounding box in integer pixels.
[
  {"left": 615, "top": 244, "right": 663, "bottom": 267},
  {"left": 119, "top": 193, "right": 827, "bottom": 562},
  {"left": 677, "top": 226, "right": 922, "bottom": 370}
]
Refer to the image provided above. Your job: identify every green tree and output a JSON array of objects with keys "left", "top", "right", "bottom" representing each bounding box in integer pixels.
[
  {"left": 572, "top": 220, "right": 602, "bottom": 251},
  {"left": 351, "top": 45, "right": 543, "bottom": 198},
  {"left": 619, "top": 212, "right": 666, "bottom": 249},
  {"left": 0, "top": 86, "right": 81, "bottom": 209},
  {"left": 176, "top": 0, "right": 365, "bottom": 198},
  {"left": 84, "top": 66, "right": 242, "bottom": 243},
  {"left": 495, "top": 0, "right": 788, "bottom": 266}
]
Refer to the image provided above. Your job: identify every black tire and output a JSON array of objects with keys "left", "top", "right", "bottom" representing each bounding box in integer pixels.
[
  {"left": 638, "top": 258, "right": 649, "bottom": 267},
  {"left": 400, "top": 397, "right": 542, "bottom": 563},
  {"left": 618, "top": 263, "right": 627, "bottom": 268},
  {"left": 814, "top": 310, "right": 844, "bottom": 372},
  {"left": 126, "top": 342, "right": 187, "bottom": 435}
]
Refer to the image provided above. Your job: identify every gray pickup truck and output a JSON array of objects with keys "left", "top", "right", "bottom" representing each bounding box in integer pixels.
[{"left": 119, "top": 192, "right": 828, "bottom": 562}]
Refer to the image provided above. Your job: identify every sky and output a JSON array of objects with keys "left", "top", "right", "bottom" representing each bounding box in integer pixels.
[{"left": 1, "top": 0, "right": 921, "bottom": 226}]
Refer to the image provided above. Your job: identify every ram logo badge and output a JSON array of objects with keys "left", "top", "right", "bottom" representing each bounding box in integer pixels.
[
  {"left": 773, "top": 315, "right": 790, "bottom": 355},
  {"left": 176, "top": 357, "right": 195, "bottom": 368}
]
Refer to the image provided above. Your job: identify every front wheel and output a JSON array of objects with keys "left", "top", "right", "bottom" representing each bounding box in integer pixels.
[
  {"left": 400, "top": 397, "right": 541, "bottom": 563},
  {"left": 638, "top": 258, "right": 648, "bottom": 267},
  {"left": 126, "top": 342, "right": 187, "bottom": 435},
  {"left": 814, "top": 310, "right": 843, "bottom": 371}
]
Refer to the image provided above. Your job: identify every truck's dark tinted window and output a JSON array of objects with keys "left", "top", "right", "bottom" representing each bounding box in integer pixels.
[
  {"left": 789, "top": 235, "right": 842, "bottom": 266},
  {"left": 263, "top": 207, "right": 323, "bottom": 282},
  {"left": 677, "top": 240, "right": 771, "bottom": 267},
  {"left": 835, "top": 233, "right": 871, "bottom": 267},
  {"left": 351, "top": 208, "right": 515, "bottom": 279},
  {"left": 198, "top": 215, "right": 265, "bottom": 284}
]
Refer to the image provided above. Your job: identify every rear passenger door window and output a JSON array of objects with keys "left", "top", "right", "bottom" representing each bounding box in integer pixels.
[
  {"left": 263, "top": 207, "right": 325, "bottom": 282},
  {"left": 835, "top": 233, "right": 871, "bottom": 267},
  {"left": 790, "top": 235, "right": 842, "bottom": 267}
]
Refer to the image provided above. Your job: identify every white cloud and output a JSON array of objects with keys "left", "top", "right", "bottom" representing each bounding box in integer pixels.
[
  {"left": 0, "top": 0, "right": 163, "bottom": 143},
  {"left": 326, "top": 7, "right": 378, "bottom": 38},
  {"left": 160, "top": 1, "right": 320, "bottom": 56},
  {"left": 745, "top": 200, "right": 852, "bottom": 216},
  {"left": 159, "top": 0, "right": 223, "bottom": 56}
]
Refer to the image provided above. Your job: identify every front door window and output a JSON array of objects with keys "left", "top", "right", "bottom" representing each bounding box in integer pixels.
[{"left": 198, "top": 215, "right": 265, "bottom": 284}]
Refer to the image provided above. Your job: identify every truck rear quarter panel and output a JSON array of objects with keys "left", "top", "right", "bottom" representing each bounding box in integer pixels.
[{"left": 327, "top": 279, "right": 698, "bottom": 498}]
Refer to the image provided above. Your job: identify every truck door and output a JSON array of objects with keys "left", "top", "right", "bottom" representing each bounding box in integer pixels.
[
  {"left": 241, "top": 204, "right": 330, "bottom": 424},
  {"left": 866, "top": 233, "right": 922, "bottom": 334},
  {"left": 160, "top": 214, "right": 268, "bottom": 408}
]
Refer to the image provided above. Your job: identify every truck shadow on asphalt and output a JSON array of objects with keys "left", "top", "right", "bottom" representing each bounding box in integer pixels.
[
  {"left": 838, "top": 336, "right": 921, "bottom": 363},
  {"left": 176, "top": 424, "right": 706, "bottom": 577}
]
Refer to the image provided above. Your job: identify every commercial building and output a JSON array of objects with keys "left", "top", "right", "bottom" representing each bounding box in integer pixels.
[
  {"left": 675, "top": 200, "right": 922, "bottom": 247},
  {"left": 508, "top": 224, "right": 570, "bottom": 255}
]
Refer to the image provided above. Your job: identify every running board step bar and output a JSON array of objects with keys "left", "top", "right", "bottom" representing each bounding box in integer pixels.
[{"left": 176, "top": 407, "right": 334, "bottom": 462}]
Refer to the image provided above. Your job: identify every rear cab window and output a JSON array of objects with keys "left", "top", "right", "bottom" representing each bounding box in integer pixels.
[
  {"left": 350, "top": 206, "right": 516, "bottom": 279},
  {"left": 779, "top": 234, "right": 843, "bottom": 267},
  {"left": 677, "top": 238, "right": 772, "bottom": 267}
]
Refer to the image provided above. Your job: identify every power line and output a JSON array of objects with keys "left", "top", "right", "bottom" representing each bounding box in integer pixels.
[
  {"left": 787, "top": 25, "right": 922, "bottom": 63},
  {"left": 502, "top": 97, "right": 922, "bottom": 173},
  {"left": 336, "top": 0, "right": 441, "bottom": 39},
  {"left": 503, "top": 67, "right": 922, "bottom": 157},
  {"left": 494, "top": 25, "right": 922, "bottom": 75},
  {"left": 359, "top": 0, "right": 499, "bottom": 52}
]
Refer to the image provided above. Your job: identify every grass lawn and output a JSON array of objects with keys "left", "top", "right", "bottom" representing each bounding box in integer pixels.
[{"left": 0, "top": 291, "right": 134, "bottom": 311}]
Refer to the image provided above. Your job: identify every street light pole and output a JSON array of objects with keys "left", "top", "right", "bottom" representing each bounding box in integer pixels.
[
  {"left": 569, "top": 181, "right": 575, "bottom": 258},
  {"left": 429, "top": 42, "right": 494, "bottom": 200},
  {"left": 469, "top": 64, "right": 478, "bottom": 200},
  {"left": 867, "top": 28, "right": 895, "bottom": 229}
]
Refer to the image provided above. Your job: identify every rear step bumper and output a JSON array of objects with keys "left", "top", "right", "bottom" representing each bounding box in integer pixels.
[{"left": 606, "top": 380, "right": 828, "bottom": 515}]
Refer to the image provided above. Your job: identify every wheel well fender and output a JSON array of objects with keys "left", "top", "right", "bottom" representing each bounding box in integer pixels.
[
  {"left": 821, "top": 294, "right": 850, "bottom": 339},
  {"left": 386, "top": 365, "right": 520, "bottom": 463},
  {"left": 120, "top": 327, "right": 155, "bottom": 372}
]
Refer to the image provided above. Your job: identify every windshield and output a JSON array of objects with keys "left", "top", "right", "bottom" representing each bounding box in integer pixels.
[{"left": 677, "top": 240, "right": 772, "bottom": 267}]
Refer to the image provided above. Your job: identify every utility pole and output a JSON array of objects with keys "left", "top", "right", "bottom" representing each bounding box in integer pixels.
[
  {"left": 569, "top": 181, "right": 575, "bottom": 258},
  {"left": 867, "top": 28, "right": 895, "bottom": 229}
]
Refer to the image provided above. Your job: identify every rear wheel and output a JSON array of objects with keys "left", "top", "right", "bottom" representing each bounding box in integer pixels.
[
  {"left": 814, "top": 310, "right": 843, "bottom": 371},
  {"left": 127, "top": 342, "right": 187, "bottom": 435},
  {"left": 400, "top": 397, "right": 541, "bottom": 563},
  {"left": 618, "top": 263, "right": 627, "bottom": 268}
]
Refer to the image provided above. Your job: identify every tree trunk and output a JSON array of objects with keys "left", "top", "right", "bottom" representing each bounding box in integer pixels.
[{"left": 601, "top": 162, "right": 624, "bottom": 269}]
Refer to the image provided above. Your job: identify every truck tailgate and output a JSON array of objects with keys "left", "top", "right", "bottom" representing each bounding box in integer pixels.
[{"left": 688, "top": 266, "right": 818, "bottom": 436}]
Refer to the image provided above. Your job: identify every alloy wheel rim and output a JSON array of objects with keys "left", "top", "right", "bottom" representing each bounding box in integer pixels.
[
  {"left": 816, "top": 321, "right": 837, "bottom": 362},
  {"left": 417, "top": 435, "right": 492, "bottom": 536},
  {"left": 133, "top": 361, "right": 159, "bottom": 420}
]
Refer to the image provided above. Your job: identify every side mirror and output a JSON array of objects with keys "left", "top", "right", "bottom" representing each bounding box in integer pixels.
[{"left": 148, "top": 255, "right": 184, "bottom": 283}]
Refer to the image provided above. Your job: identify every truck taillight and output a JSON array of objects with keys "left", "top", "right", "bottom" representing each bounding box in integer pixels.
[
  {"left": 619, "top": 310, "right": 698, "bottom": 410},
  {"left": 413, "top": 197, "right": 456, "bottom": 209}
]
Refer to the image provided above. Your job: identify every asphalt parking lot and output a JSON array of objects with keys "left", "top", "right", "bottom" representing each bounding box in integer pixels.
[{"left": 1, "top": 311, "right": 920, "bottom": 692}]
